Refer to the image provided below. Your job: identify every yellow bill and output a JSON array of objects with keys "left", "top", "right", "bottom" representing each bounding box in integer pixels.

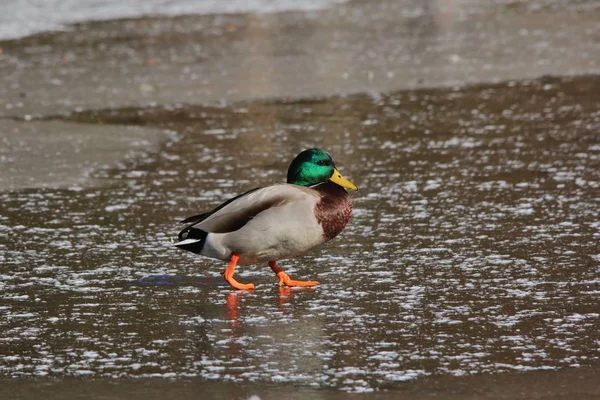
[{"left": 329, "top": 168, "right": 358, "bottom": 191}]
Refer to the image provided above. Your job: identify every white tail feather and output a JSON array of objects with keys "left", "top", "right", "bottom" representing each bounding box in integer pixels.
[{"left": 173, "top": 238, "right": 201, "bottom": 246}]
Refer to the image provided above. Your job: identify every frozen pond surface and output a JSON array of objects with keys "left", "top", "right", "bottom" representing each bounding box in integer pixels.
[
  {"left": 1, "top": 0, "right": 600, "bottom": 398},
  {"left": 1, "top": 75, "right": 599, "bottom": 395}
]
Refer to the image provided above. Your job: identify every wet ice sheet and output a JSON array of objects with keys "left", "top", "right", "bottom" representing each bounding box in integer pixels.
[{"left": 1, "top": 75, "right": 600, "bottom": 393}]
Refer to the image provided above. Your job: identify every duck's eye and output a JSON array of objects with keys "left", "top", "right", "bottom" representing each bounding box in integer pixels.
[{"left": 317, "top": 160, "right": 327, "bottom": 166}]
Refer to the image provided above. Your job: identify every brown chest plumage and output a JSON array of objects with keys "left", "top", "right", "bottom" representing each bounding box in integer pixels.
[{"left": 314, "top": 182, "right": 353, "bottom": 241}]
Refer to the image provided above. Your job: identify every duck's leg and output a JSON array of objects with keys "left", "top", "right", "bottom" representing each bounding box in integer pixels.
[
  {"left": 268, "top": 260, "right": 319, "bottom": 287},
  {"left": 224, "top": 254, "right": 255, "bottom": 290}
]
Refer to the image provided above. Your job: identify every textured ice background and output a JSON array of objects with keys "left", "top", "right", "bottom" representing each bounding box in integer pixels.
[{"left": 1, "top": 76, "right": 599, "bottom": 393}]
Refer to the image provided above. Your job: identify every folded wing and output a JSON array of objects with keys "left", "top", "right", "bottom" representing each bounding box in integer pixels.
[{"left": 181, "top": 184, "right": 316, "bottom": 234}]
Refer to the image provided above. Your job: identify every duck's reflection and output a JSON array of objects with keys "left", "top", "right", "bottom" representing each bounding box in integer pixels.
[
  {"left": 277, "top": 286, "right": 318, "bottom": 306},
  {"left": 224, "top": 286, "right": 317, "bottom": 343},
  {"left": 225, "top": 291, "right": 245, "bottom": 356},
  {"left": 226, "top": 286, "right": 317, "bottom": 319},
  {"left": 225, "top": 291, "right": 243, "bottom": 324},
  {"left": 223, "top": 286, "right": 323, "bottom": 379}
]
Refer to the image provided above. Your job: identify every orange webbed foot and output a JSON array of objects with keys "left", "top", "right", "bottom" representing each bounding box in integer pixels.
[
  {"left": 225, "top": 277, "right": 255, "bottom": 291},
  {"left": 276, "top": 271, "right": 319, "bottom": 287},
  {"left": 269, "top": 260, "right": 318, "bottom": 288},
  {"left": 224, "top": 254, "right": 255, "bottom": 290}
]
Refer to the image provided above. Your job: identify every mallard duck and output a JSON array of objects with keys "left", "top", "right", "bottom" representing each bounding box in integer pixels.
[{"left": 174, "top": 148, "right": 357, "bottom": 290}]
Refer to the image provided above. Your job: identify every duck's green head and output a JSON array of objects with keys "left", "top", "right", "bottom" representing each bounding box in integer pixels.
[{"left": 287, "top": 148, "right": 357, "bottom": 190}]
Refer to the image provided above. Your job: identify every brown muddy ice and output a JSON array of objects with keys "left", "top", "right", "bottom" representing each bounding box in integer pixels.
[{"left": 1, "top": 1, "right": 599, "bottom": 399}]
